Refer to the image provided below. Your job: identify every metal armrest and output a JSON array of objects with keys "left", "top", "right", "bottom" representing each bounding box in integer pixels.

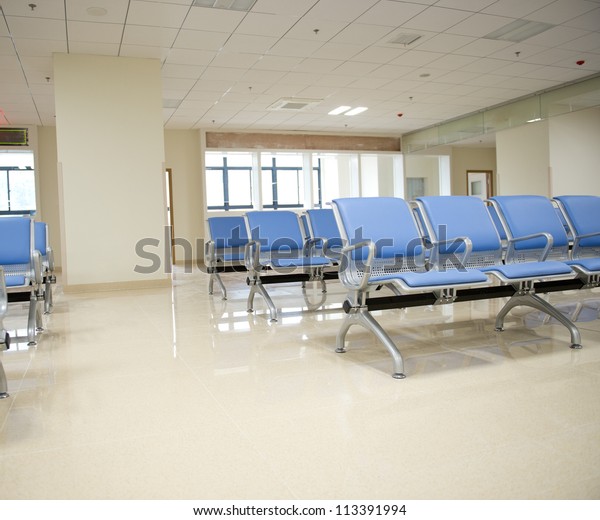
[
  {"left": 507, "top": 232, "right": 553, "bottom": 261},
  {"left": 340, "top": 240, "right": 375, "bottom": 291},
  {"left": 46, "top": 246, "right": 55, "bottom": 273},
  {"left": 244, "top": 240, "right": 262, "bottom": 272},
  {"left": 302, "top": 237, "right": 321, "bottom": 257},
  {"left": 430, "top": 236, "right": 472, "bottom": 269},
  {"left": 205, "top": 240, "right": 216, "bottom": 268},
  {"left": 32, "top": 250, "right": 43, "bottom": 287}
]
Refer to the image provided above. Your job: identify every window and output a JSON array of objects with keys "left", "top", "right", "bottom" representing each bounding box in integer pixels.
[
  {"left": 0, "top": 151, "right": 36, "bottom": 213},
  {"left": 205, "top": 152, "right": 253, "bottom": 211},
  {"left": 261, "top": 153, "right": 304, "bottom": 209}
]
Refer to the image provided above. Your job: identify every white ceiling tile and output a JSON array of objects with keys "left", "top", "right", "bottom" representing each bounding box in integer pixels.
[
  {"left": 253, "top": 55, "right": 302, "bottom": 71},
  {"left": 293, "top": 58, "right": 343, "bottom": 73},
  {"left": 356, "top": 1, "right": 427, "bottom": 26},
  {"left": 123, "top": 25, "right": 179, "bottom": 48},
  {"left": 431, "top": 69, "right": 482, "bottom": 84},
  {"left": 127, "top": 1, "right": 189, "bottom": 28},
  {"left": 402, "top": 7, "right": 473, "bottom": 32},
  {"left": 183, "top": 6, "right": 245, "bottom": 32},
  {"left": 171, "top": 29, "right": 228, "bottom": 51},
  {"left": 496, "top": 76, "right": 561, "bottom": 91},
  {"left": 522, "top": 65, "right": 586, "bottom": 81},
  {"left": 0, "top": 54, "right": 21, "bottom": 69},
  {"left": 460, "top": 57, "right": 513, "bottom": 73},
  {"left": 241, "top": 69, "right": 287, "bottom": 83},
  {"left": 563, "top": 7, "right": 600, "bottom": 31},
  {"left": 349, "top": 76, "right": 395, "bottom": 90},
  {"left": 525, "top": 0, "right": 598, "bottom": 24},
  {"left": 370, "top": 64, "right": 415, "bottom": 79},
  {"left": 0, "top": 0, "right": 65, "bottom": 18},
  {"left": 434, "top": 0, "right": 497, "bottom": 11},
  {"left": 278, "top": 71, "right": 321, "bottom": 85},
  {"left": 351, "top": 46, "right": 406, "bottom": 64},
  {"left": 69, "top": 42, "right": 120, "bottom": 56},
  {"left": 390, "top": 50, "right": 444, "bottom": 67},
  {"left": 223, "top": 34, "right": 278, "bottom": 54},
  {"left": 561, "top": 32, "right": 600, "bottom": 52},
  {"left": 331, "top": 24, "right": 395, "bottom": 46},
  {"left": 161, "top": 63, "right": 205, "bottom": 79},
  {"left": 525, "top": 25, "right": 589, "bottom": 47},
  {"left": 0, "top": 37, "right": 16, "bottom": 55},
  {"left": 166, "top": 48, "right": 217, "bottom": 66},
  {"left": 5, "top": 16, "right": 66, "bottom": 40},
  {"left": 309, "top": 0, "right": 379, "bottom": 23},
  {"left": 493, "top": 61, "right": 544, "bottom": 77},
  {"left": 119, "top": 44, "right": 167, "bottom": 60},
  {"left": 253, "top": 0, "right": 318, "bottom": 16},
  {"left": 523, "top": 48, "right": 581, "bottom": 66},
  {"left": 427, "top": 54, "right": 479, "bottom": 71},
  {"left": 482, "top": 0, "right": 555, "bottom": 19},
  {"left": 413, "top": 33, "right": 475, "bottom": 53},
  {"left": 268, "top": 38, "right": 323, "bottom": 58},
  {"left": 202, "top": 67, "right": 247, "bottom": 81},
  {"left": 332, "top": 61, "right": 380, "bottom": 76},
  {"left": 235, "top": 13, "right": 296, "bottom": 38},
  {"left": 446, "top": 13, "right": 516, "bottom": 38},
  {"left": 67, "top": 21, "right": 124, "bottom": 44},
  {"left": 66, "top": 0, "right": 129, "bottom": 24},
  {"left": 488, "top": 43, "right": 547, "bottom": 61},
  {"left": 283, "top": 19, "right": 347, "bottom": 41},
  {"left": 209, "top": 51, "right": 260, "bottom": 69},
  {"left": 310, "top": 42, "right": 364, "bottom": 61},
  {"left": 455, "top": 38, "right": 513, "bottom": 57}
]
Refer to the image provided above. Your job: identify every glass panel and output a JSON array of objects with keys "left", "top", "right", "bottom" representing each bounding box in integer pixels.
[
  {"left": 205, "top": 170, "right": 224, "bottom": 207},
  {"left": 276, "top": 170, "right": 302, "bottom": 206},
  {"left": 406, "top": 177, "right": 425, "bottom": 200},
  {"left": 7, "top": 170, "right": 36, "bottom": 210},
  {"left": 0, "top": 171, "right": 8, "bottom": 210},
  {"left": 261, "top": 169, "right": 274, "bottom": 207},
  {"left": 228, "top": 169, "right": 252, "bottom": 206}
]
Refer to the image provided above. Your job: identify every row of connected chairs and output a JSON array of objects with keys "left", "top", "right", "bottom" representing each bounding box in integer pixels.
[
  {"left": 1, "top": 217, "right": 55, "bottom": 398},
  {"left": 205, "top": 209, "right": 342, "bottom": 320},
  {"left": 331, "top": 194, "right": 600, "bottom": 378}
]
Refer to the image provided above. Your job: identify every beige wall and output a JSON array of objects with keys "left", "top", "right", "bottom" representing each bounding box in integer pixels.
[
  {"left": 495, "top": 120, "right": 550, "bottom": 196},
  {"left": 549, "top": 107, "right": 600, "bottom": 196},
  {"left": 36, "top": 126, "right": 61, "bottom": 269},
  {"left": 164, "top": 129, "right": 204, "bottom": 263},
  {"left": 54, "top": 54, "right": 168, "bottom": 289},
  {"left": 450, "top": 147, "right": 496, "bottom": 196}
]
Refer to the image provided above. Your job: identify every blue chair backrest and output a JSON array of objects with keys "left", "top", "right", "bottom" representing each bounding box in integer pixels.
[
  {"left": 34, "top": 221, "right": 48, "bottom": 255},
  {"left": 0, "top": 217, "right": 32, "bottom": 265},
  {"left": 489, "top": 196, "right": 570, "bottom": 260},
  {"left": 245, "top": 210, "right": 304, "bottom": 253},
  {"left": 332, "top": 197, "right": 424, "bottom": 261},
  {"left": 207, "top": 216, "right": 249, "bottom": 249},
  {"left": 417, "top": 196, "right": 501, "bottom": 253},
  {"left": 554, "top": 195, "right": 600, "bottom": 249},
  {"left": 486, "top": 204, "right": 507, "bottom": 241},
  {"left": 305, "top": 209, "right": 343, "bottom": 249}
]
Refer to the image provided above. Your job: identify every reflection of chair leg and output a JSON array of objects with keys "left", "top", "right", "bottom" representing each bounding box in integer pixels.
[
  {"left": 0, "top": 330, "right": 8, "bottom": 398},
  {"left": 27, "top": 292, "right": 38, "bottom": 346},
  {"left": 495, "top": 293, "right": 582, "bottom": 349},
  {"left": 0, "top": 360, "right": 8, "bottom": 398},
  {"left": 336, "top": 306, "right": 406, "bottom": 379}
]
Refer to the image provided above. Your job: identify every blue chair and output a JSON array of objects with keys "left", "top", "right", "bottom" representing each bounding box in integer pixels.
[
  {"left": 554, "top": 195, "right": 600, "bottom": 287},
  {"left": 244, "top": 210, "right": 333, "bottom": 321},
  {"left": 0, "top": 217, "right": 44, "bottom": 346},
  {"left": 34, "top": 221, "right": 55, "bottom": 313},
  {"left": 331, "top": 197, "right": 489, "bottom": 378},
  {"left": 205, "top": 216, "right": 249, "bottom": 300},
  {"left": 1, "top": 266, "right": 10, "bottom": 398},
  {"left": 415, "top": 195, "right": 581, "bottom": 349},
  {"left": 304, "top": 208, "right": 343, "bottom": 260}
]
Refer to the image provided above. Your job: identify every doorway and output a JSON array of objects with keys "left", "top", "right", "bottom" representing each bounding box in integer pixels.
[
  {"left": 467, "top": 170, "right": 493, "bottom": 200},
  {"left": 165, "top": 168, "right": 175, "bottom": 264}
]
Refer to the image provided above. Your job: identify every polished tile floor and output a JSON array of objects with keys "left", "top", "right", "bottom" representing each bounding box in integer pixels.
[{"left": 1, "top": 268, "right": 600, "bottom": 499}]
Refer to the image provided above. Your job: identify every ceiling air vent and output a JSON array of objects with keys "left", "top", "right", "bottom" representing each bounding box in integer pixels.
[
  {"left": 268, "top": 98, "right": 322, "bottom": 111},
  {"left": 389, "top": 33, "right": 422, "bottom": 46}
]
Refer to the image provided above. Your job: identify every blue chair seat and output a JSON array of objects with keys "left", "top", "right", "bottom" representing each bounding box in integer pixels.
[
  {"left": 566, "top": 257, "right": 600, "bottom": 272},
  {"left": 5, "top": 275, "right": 27, "bottom": 287},
  {"left": 388, "top": 269, "right": 487, "bottom": 288},
  {"left": 481, "top": 260, "right": 572, "bottom": 279},
  {"left": 269, "top": 257, "right": 332, "bottom": 268},
  {"left": 219, "top": 252, "right": 245, "bottom": 262}
]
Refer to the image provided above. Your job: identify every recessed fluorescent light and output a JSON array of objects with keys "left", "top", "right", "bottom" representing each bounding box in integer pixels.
[
  {"left": 344, "top": 107, "right": 368, "bottom": 116},
  {"left": 328, "top": 106, "right": 351, "bottom": 115},
  {"left": 526, "top": 117, "right": 542, "bottom": 123},
  {"left": 483, "top": 19, "right": 554, "bottom": 43},
  {"left": 193, "top": 0, "right": 257, "bottom": 11}
]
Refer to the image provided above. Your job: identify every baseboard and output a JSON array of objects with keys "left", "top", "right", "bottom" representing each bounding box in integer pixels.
[{"left": 63, "top": 277, "right": 171, "bottom": 293}]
